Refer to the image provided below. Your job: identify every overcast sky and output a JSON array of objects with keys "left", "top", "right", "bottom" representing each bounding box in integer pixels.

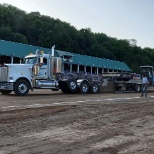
[{"left": 0, "top": 0, "right": 154, "bottom": 48}]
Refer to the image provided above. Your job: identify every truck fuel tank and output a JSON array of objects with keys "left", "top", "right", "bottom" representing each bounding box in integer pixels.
[
  {"left": 53, "top": 57, "right": 62, "bottom": 74},
  {"left": 35, "top": 79, "right": 59, "bottom": 88}
]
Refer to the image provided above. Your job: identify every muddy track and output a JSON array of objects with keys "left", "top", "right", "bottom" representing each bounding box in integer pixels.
[{"left": 0, "top": 91, "right": 154, "bottom": 153}]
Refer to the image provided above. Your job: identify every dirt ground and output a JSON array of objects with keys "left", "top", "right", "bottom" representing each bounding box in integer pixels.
[{"left": 0, "top": 90, "right": 154, "bottom": 154}]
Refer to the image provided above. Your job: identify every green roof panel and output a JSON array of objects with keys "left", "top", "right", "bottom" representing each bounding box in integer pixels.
[{"left": 0, "top": 39, "right": 131, "bottom": 71}]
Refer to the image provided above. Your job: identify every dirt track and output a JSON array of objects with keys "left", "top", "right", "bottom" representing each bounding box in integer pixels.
[{"left": 0, "top": 90, "right": 154, "bottom": 154}]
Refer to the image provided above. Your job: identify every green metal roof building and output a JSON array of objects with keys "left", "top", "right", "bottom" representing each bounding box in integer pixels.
[{"left": 0, "top": 39, "right": 132, "bottom": 74}]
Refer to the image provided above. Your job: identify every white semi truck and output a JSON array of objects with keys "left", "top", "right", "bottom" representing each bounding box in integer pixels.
[
  {"left": 0, "top": 45, "right": 153, "bottom": 96},
  {"left": 0, "top": 46, "right": 101, "bottom": 96}
]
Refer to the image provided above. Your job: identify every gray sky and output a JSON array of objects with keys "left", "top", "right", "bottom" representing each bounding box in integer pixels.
[{"left": 0, "top": 0, "right": 154, "bottom": 48}]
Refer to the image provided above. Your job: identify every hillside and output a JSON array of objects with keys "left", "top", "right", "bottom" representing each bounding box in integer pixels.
[{"left": 0, "top": 3, "right": 154, "bottom": 72}]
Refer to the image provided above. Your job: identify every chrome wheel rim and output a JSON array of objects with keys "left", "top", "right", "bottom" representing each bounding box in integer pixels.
[
  {"left": 70, "top": 81, "right": 77, "bottom": 90},
  {"left": 18, "top": 83, "right": 27, "bottom": 93},
  {"left": 93, "top": 84, "right": 98, "bottom": 92},
  {"left": 82, "top": 83, "right": 88, "bottom": 93}
]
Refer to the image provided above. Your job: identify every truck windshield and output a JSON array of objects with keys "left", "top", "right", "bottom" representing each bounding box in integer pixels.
[
  {"left": 140, "top": 66, "right": 153, "bottom": 78},
  {"left": 24, "top": 58, "right": 37, "bottom": 64}
]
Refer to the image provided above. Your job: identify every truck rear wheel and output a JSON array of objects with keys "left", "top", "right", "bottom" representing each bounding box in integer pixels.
[
  {"left": 67, "top": 79, "right": 77, "bottom": 93},
  {"left": 59, "top": 81, "right": 69, "bottom": 93},
  {"left": 14, "top": 80, "right": 29, "bottom": 96},
  {"left": 89, "top": 83, "right": 100, "bottom": 94},
  {"left": 59, "top": 79, "right": 77, "bottom": 93},
  {"left": 79, "top": 81, "right": 89, "bottom": 94},
  {"left": 0, "top": 90, "right": 12, "bottom": 95}
]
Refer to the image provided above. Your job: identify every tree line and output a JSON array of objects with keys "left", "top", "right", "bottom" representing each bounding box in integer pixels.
[{"left": 0, "top": 3, "right": 154, "bottom": 72}]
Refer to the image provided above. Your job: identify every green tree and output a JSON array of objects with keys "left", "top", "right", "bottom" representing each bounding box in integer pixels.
[
  {"left": 1, "top": 3, "right": 154, "bottom": 72},
  {"left": 0, "top": 26, "right": 28, "bottom": 43}
]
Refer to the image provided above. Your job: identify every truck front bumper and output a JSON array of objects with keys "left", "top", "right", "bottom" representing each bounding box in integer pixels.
[{"left": 0, "top": 82, "right": 14, "bottom": 90}]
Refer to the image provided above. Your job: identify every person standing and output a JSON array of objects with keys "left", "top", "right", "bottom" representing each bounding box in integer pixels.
[{"left": 141, "top": 74, "right": 149, "bottom": 97}]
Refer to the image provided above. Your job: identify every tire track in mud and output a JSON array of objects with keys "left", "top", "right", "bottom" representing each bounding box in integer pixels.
[
  {"left": 1, "top": 95, "right": 154, "bottom": 112},
  {"left": 1, "top": 94, "right": 154, "bottom": 153},
  {"left": 0, "top": 95, "right": 154, "bottom": 124},
  {"left": 0, "top": 105, "right": 77, "bottom": 123}
]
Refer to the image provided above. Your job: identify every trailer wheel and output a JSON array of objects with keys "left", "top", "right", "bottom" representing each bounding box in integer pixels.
[
  {"left": 67, "top": 79, "right": 77, "bottom": 93},
  {"left": 79, "top": 81, "right": 89, "bottom": 94},
  {"left": 89, "top": 83, "right": 100, "bottom": 94},
  {"left": 0, "top": 90, "right": 12, "bottom": 95},
  {"left": 14, "top": 80, "right": 29, "bottom": 96},
  {"left": 135, "top": 84, "right": 141, "bottom": 92}
]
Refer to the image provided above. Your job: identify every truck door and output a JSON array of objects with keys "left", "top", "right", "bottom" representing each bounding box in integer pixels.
[{"left": 37, "top": 58, "right": 48, "bottom": 79}]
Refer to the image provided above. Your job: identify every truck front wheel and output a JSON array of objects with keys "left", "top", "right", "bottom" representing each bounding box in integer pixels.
[{"left": 14, "top": 80, "right": 29, "bottom": 96}]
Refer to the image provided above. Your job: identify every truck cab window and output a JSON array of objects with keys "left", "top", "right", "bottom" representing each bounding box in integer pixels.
[
  {"left": 43, "top": 58, "right": 47, "bottom": 65},
  {"left": 25, "top": 58, "right": 37, "bottom": 64}
]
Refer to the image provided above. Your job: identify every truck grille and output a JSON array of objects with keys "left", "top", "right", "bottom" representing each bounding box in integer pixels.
[{"left": 0, "top": 67, "right": 8, "bottom": 81}]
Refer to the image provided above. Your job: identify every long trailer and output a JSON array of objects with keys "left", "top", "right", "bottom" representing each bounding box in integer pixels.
[
  {"left": 102, "top": 72, "right": 142, "bottom": 92},
  {"left": 102, "top": 65, "right": 154, "bottom": 92}
]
